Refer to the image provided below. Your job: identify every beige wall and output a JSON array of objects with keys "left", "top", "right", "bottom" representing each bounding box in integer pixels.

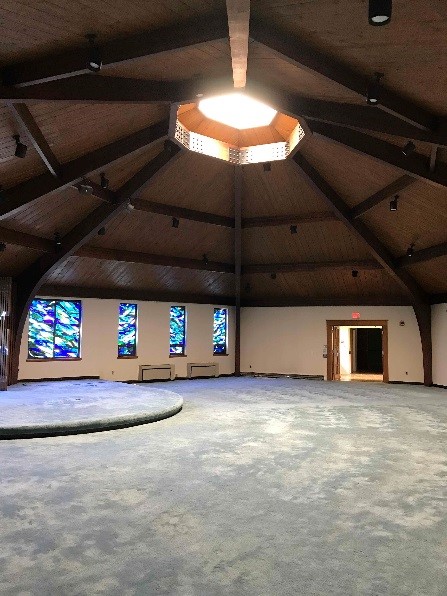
[
  {"left": 432, "top": 303, "right": 447, "bottom": 387},
  {"left": 241, "top": 306, "right": 424, "bottom": 382},
  {"left": 19, "top": 298, "right": 235, "bottom": 381}
]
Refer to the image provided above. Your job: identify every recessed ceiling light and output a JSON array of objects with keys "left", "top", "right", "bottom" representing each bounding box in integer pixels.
[{"left": 198, "top": 93, "right": 277, "bottom": 130}]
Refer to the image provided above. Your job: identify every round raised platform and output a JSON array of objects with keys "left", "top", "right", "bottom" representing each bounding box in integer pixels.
[{"left": 0, "top": 380, "right": 183, "bottom": 439}]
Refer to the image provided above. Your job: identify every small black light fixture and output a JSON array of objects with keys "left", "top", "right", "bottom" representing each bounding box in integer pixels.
[
  {"left": 100, "top": 172, "right": 109, "bottom": 189},
  {"left": 97, "top": 227, "right": 106, "bottom": 236},
  {"left": 86, "top": 34, "right": 102, "bottom": 72},
  {"left": 0, "top": 185, "right": 5, "bottom": 200},
  {"left": 78, "top": 179, "right": 93, "bottom": 195},
  {"left": 389, "top": 194, "right": 398, "bottom": 211},
  {"left": 270, "top": 272, "right": 277, "bottom": 280},
  {"left": 352, "top": 270, "right": 359, "bottom": 278},
  {"left": 203, "top": 253, "right": 209, "bottom": 266},
  {"left": 369, "top": 0, "right": 392, "bottom": 26},
  {"left": 406, "top": 243, "right": 415, "bottom": 258},
  {"left": 402, "top": 141, "right": 416, "bottom": 157},
  {"left": 290, "top": 224, "right": 298, "bottom": 235},
  {"left": 13, "top": 134, "right": 28, "bottom": 158},
  {"left": 263, "top": 162, "right": 272, "bottom": 172},
  {"left": 0, "top": 242, "right": 6, "bottom": 252},
  {"left": 367, "top": 72, "right": 384, "bottom": 105},
  {"left": 245, "top": 282, "right": 251, "bottom": 293},
  {"left": 126, "top": 201, "right": 135, "bottom": 212},
  {"left": 172, "top": 217, "right": 180, "bottom": 229},
  {"left": 54, "top": 232, "right": 62, "bottom": 249}
]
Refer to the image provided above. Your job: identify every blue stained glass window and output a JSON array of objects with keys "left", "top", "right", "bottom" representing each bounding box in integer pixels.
[
  {"left": 28, "top": 299, "right": 82, "bottom": 359},
  {"left": 118, "top": 303, "right": 137, "bottom": 357},
  {"left": 213, "top": 308, "right": 228, "bottom": 354},
  {"left": 170, "top": 306, "right": 186, "bottom": 355}
]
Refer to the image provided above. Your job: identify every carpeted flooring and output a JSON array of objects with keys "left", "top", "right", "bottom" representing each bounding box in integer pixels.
[{"left": 1, "top": 377, "right": 446, "bottom": 595}]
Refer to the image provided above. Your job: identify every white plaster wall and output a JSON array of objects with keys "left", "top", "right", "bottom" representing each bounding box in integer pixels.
[
  {"left": 432, "top": 303, "right": 447, "bottom": 387},
  {"left": 241, "top": 306, "right": 423, "bottom": 382},
  {"left": 19, "top": 298, "right": 235, "bottom": 381}
]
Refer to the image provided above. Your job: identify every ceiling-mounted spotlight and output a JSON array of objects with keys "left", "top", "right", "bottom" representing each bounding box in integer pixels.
[
  {"left": 172, "top": 217, "right": 180, "bottom": 229},
  {"left": 367, "top": 72, "right": 384, "bottom": 105},
  {"left": 13, "top": 134, "right": 27, "bottom": 158},
  {"left": 86, "top": 34, "right": 102, "bottom": 72},
  {"left": 126, "top": 201, "right": 135, "bottom": 212},
  {"left": 78, "top": 179, "right": 93, "bottom": 195},
  {"left": 245, "top": 282, "right": 251, "bottom": 293},
  {"left": 100, "top": 172, "right": 109, "bottom": 189},
  {"left": 352, "top": 270, "right": 359, "bottom": 278},
  {"left": 263, "top": 162, "right": 272, "bottom": 172},
  {"left": 0, "top": 242, "right": 6, "bottom": 252},
  {"left": 290, "top": 224, "right": 298, "bottom": 235},
  {"left": 389, "top": 195, "right": 398, "bottom": 211},
  {"left": 270, "top": 272, "right": 277, "bottom": 280},
  {"left": 54, "top": 232, "right": 62, "bottom": 249},
  {"left": 369, "top": 0, "right": 392, "bottom": 26},
  {"left": 402, "top": 141, "right": 416, "bottom": 156},
  {"left": 203, "top": 254, "right": 209, "bottom": 266},
  {"left": 97, "top": 227, "right": 106, "bottom": 236},
  {"left": 406, "top": 243, "right": 415, "bottom": 258}
]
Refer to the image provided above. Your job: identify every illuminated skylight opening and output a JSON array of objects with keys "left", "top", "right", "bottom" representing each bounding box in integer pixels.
[{"left": 198, "top": 93, "right": 277, "bottom": 130}]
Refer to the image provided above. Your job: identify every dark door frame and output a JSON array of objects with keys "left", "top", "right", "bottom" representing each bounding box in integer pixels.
[{"left": 326, "top": 320, "right": 389, "bottom": 383}]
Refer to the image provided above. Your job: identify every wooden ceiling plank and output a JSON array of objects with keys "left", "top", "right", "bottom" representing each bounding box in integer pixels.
[
  {"left": 242, "top": 212, "right": 338, "bottom": 228},
  {"left": 7, "top": 102, "right": 61, "bottom": 176},
  {"left": 3, "top": 15, "right": 229, "bottom": 87},
  {"left": 226, "top": 0, "right": 251, "bottom": 88},
  {"left": 250, "top": 17, "right": 436, "bottom": 131},
  {"left": 244, "top": 260, "right": 382, "bottom": 275},
  {"left": 351, "top": 175, "right": 415, "bottom": 219},
  {"left": 310, "top": 122, "right": 447, "bottom": 191},
  {"left": 0, "top": 119, "right": 170, "bottom": 218},
  {"left": 397, "top": 241, "right": 447, "bottom": 268}
]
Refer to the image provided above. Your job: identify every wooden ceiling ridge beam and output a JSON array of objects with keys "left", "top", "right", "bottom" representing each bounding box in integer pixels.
[
  {"left": 0, "top": 119, "right": 170, "bottom": 218},
  {"left": 310, "top": 121, "right": 447, "bottom": 191},
  {"left": 242, "top": 212, "right": 338, "bottom": 228},
  {"left": 249, "top": 17, "right": 436, "bottom": 131},
  {"left": 242, "top": 297, "right": 413, "bottom": 307},
  {"left": 350, "top": 175, "right": 416, "bottom": 219},
  {"left": 243, "top": 260, "right": 382, "bottom": 274},
  {"left": 2, "top": 14, "right": 229, "bottom": 87},
  {"left": 226, "top": 0, "right": 251, "bottom": 89},
  {"left": 397, "top": 241, "right": 447, "bottom": 268}
]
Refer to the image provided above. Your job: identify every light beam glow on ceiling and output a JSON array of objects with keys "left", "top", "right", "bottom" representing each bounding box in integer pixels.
[{"left": 198, "top": 93, "right": 277, "bottom": 130}]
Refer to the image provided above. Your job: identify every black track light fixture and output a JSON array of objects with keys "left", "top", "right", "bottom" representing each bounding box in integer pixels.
[
  {"left": 78, "top": 179, "right": 93, "bottom": 195},
  {"left": 203, "top": 254, "right": 209, "bottom": 266},
  {"left": 97, "top": 227, "right": 106, "bottom": 236},
  {"left": 263, "top": 162, "right": 272, "bottom": 172},
  {"left": 172, "top": 217, "right": 180, "bottom": 229},
  {"left": 402, "top": 141, "right": 416, "bottom": 157},
  {"left": 406, "top": 243, "right": 415, "bottom": 258},
  {"left": 100, "top": 172, "right": 109, "bottom": 189},
  {"left": 389, "top": 195, "right": 398, "bottom": 211},
  {"left": 245, "top": 282, "right": 251, "bottom": 293},
  {"left": 54, "top": 232, "right": 62, "bottom": 250},
  {"left": 270, "top": 272, "right": 277, "bottom": 280},
  {"left": 352, "top": 270, "right": 359, "bottom": 278},
  {"left": 290, "top": 224, "right": 298, "bottom": 235},
  {"left": 0, "top": 242, "right": 6, "bottom": 252},
  {"left": 86, "top": 34, "right": 102, "bottom": 72},
  {"left": 369, "top": 0, "right": 392, "bottom": 26},
  {"left": 13, "top": 134, "right": 27, "bottom": 158},
  {"left": 367, "top": 72, "right": 384, "bottom": 105}
]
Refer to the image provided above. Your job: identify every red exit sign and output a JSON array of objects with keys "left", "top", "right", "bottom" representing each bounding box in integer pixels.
[{"left": 352, "top": 312, "right": 361, "bottom": 320}]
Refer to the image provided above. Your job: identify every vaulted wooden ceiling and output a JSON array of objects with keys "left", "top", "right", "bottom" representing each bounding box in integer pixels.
[{"left": 1, "top": 0, "right": 446, "bottom": 309}]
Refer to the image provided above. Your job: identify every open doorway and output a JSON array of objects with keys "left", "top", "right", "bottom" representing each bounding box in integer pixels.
[{"left": 327, "top": 320, "right": 389, "bottom": 383}]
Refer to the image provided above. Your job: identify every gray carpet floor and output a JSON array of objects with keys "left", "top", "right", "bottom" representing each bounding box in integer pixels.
[{"left": 1, "top": 377, "right": 446, "bottom": 595}]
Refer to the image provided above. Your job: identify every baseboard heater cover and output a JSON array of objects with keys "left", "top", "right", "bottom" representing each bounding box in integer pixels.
[
  {"left": 187, "top": 363, "right": 219, "bottom": 379},
  {"left": 139, "top": 364, "right": 174, "bottom": 382}
]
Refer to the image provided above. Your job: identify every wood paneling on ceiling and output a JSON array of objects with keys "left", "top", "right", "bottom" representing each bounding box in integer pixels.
[{"left": 0, "top": 244, "right": 41, "bottom": 276}]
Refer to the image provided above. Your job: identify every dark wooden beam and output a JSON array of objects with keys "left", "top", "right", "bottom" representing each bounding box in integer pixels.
[
  {"left": 430, "top": 293, "right": 447, "bottom": 305},
  {"left": 7, "top": 103, "right": 61, "bottom": 176},
  {"left": 397, "top": 241, "right": 447, "bottom": 268},
  {"left": 250, "top": 18, "right": 436, "bottom": 130},
  {"left": 132, "top": 198, "right": 235, "bottom": 228},
  {"left": 40, "top": 284, "right": 235, "bottom": 306},
  {"left": 310, "top": 121, "right": 447, "bottom": 191},
  {"left": 242, "top": 296, "right": 412, "bottom": 307},
  {"left": 3, "top": 15, "right": 229, "bottom": 87},
  {"left": 242, "top": 212, "right": 338, "bottom": 228},
  {"left": 243, "top": 260, "right": 382, "bottom": 275},
  {"left": 0, "top": 119, "right": 169, "bottom": 218},
  {"left": 226, "top": 0, "right": 250, "bottom": 89},
  {"left": 234, "top": 167, "right": 242, "bottom": 376},
  {"left": 430, "top": 146, "right": 438, "bottom": 173},
  {"left": 0, "top": 226, "right": 53, "bottom": 252},
  {"left": 350, "top": 176, "right": 415, "bottom": 219}
]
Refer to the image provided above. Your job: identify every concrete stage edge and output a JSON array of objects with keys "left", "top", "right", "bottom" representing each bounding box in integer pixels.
[{"left": 0, "top": 380, "right": 183, "bottom": 439}]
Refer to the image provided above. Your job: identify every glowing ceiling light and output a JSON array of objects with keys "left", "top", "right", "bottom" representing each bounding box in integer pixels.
[{"left": 198, "top": 93, "right": 277, "bottom": 130}]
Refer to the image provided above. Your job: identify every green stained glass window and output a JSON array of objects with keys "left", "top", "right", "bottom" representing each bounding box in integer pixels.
[
  {"left": 213, "top": 308, "right": 228, "bottom": 354},
  {"left": 28, "top": 299, "right": 82, "bottom": 359},
  {"left": 170, "top": 306, "right": 186, "bottom": 355},
  {"left": 118, "top": 303, "right": 137, "bottom": 357}
]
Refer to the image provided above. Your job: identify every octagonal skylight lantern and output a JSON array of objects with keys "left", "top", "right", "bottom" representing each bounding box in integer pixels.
[{"left": 169, "top": 91, "right": 309, "bottom": 165}]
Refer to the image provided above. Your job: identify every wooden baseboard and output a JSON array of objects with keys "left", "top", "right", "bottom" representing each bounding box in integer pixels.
[
  {"left": 18, "top": 375, "right": 100, "bottom": 383},
  {"left": 241, "top": 372, "right": 324, "bottom": 381}
]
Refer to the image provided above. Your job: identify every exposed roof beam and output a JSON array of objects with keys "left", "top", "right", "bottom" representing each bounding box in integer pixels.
[
  {"left": 40, "top": 284, "right": 236, "bottom": 306},
  {"left": 0, "top": 119, "right": 170, "bottom": 218},
  {"left": 243, "top": 260, "right": 382, "bottom": 275},
  {"left": 292, "top": 152, "right": 428, "bottom": 306},
  {"left": 0, "top": 226, "right": 53, "bottom": 252},
  {"left": 310, "top": 121, "right": 447, "bottom": 191},
  {"left": 242, "top": 296, "right": 412, "bottom": 307},
  {"left": 397, "top": 241, "right": 447, "bottom": 268},
  {"left": 430, "top": 293, "right": 447, "bottom": 305},
  {"left": 242, "top": 212, "right": 338, "bottom": 228},
  {"left": 250, "top": 18, "right": 436, "bottom": 130},
  {"left": 7, "top": 103, "right": 61, "bottom": 177},
  {"left": 3, "top": 15, "right": 229, "bottom": 87},
  {"left": 132, "top": 197, "right": 235, "bottom": 228},
  {"left": 350, "top": 175, "right": 415, "bottom": 219},
  {"left": 226, "top": 0, "right": 251, "bottom": 88},
  {"left": 430, "top": 146, "right": 438, "bottom": 173}
]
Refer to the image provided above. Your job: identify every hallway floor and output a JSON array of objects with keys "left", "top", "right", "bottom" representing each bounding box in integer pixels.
[
  {"left": 340, "top": 373, "right": 384, "bottom": 382},
  {"left": 1, "top": 377, "right": 446, "bottom": 595}
]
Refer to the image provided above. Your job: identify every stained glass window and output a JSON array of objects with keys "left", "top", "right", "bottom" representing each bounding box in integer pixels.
[
  {"left": 28, "top": 299, "right": 82, "bottom": 359},
  {"left": 213, "top": 308, "right": 228, "bottom": 354},
  {"left": 170, "top": 306, "right": 186, "bottom": 355},
  {"left": 118, "top": 303, "right": 137, "bottom": 357}
]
